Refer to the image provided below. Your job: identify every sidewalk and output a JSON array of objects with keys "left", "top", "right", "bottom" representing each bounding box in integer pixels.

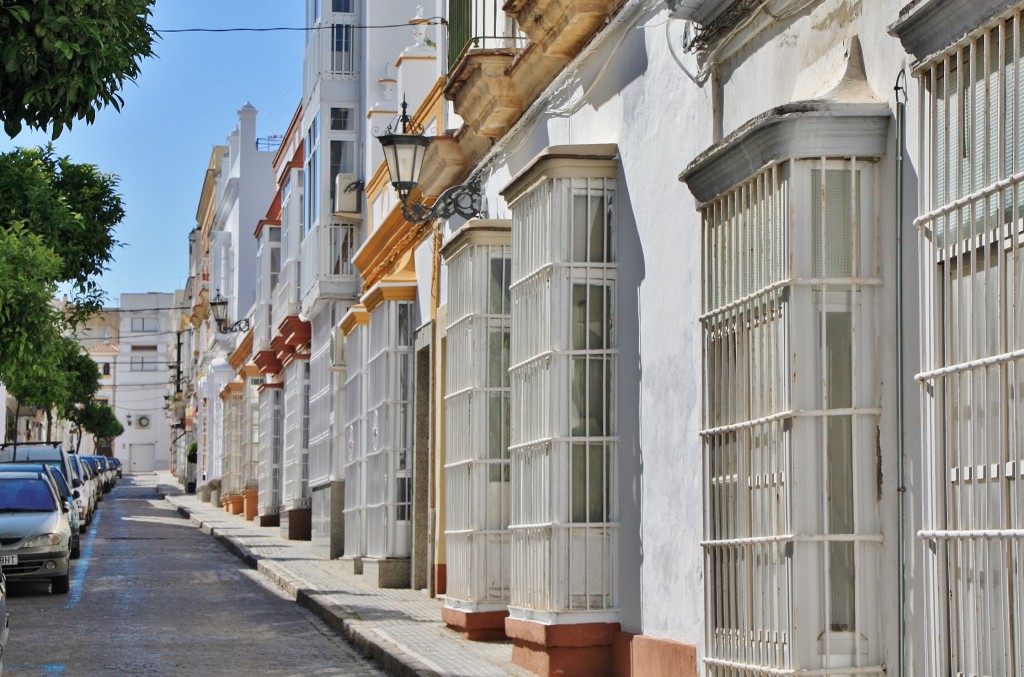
[{"left": 156, "top": 472, "right": 532, "bottom": 677}]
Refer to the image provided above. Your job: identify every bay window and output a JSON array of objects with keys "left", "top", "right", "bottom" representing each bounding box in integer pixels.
[
  {"left": 915, "top": 13, "right": 1024, "bottom": 676},
  {"left": 258, "top": 385, "right": 283, "bottom": 517},
  {"left": 698, "top": 158, "right": 882, "bottom": 675},
  {"left": 504, "top": 152, "right": 619, "bottom": 621},
  {"left": 343, "top": 314, "right": 368, "bottom": 560},
  {"left": 364, "top": 298, "right": 415, "bottom": 559},
  {"left": 444, "top": 222, "right": 513, "bottom": 612}
]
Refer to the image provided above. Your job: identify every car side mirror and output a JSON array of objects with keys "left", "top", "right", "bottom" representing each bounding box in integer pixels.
[
  {"left": 73, "top": 490, "right": 80, "bottom": 499},
  {"left": 72, "top": 478, "right": 82, "bottom": 488},
  {"left": 62, "top": 501, "right": 70, "bottom": 514}
]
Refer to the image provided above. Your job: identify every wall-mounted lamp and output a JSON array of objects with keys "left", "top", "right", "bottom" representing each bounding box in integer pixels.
[
  {"left": 126, "top": 413, "right": 132, "bottom": 426},
  {"left": 209, "top": 290, "right": 250, "bottom": 334},
  {"left": 376, "top": 98, "right": 483, "bottom": 224}
]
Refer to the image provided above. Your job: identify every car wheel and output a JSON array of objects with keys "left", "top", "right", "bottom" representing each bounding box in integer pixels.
[
  {"left": 71, "top": 543, "right": 81, "bottom": 559},
  {"left": 52, "top": 572, "right": 70, "bottom": 594},
  {"left": 79, "top": 523, "right": 87, "bottom": 534}
]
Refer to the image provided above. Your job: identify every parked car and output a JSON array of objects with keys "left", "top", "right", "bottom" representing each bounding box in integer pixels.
[
  {"left": 0, "top": 564, "right": 8, "bottom": 675},
  {"left": 80, "top": 457, "right": 103, "bottom": 501},
  {"left": 0, "top": 443, "right": 80, "bottom": 492},
  {"left": 0, "top": 470, "right": 73, "bottom": 594},
  {"left": 110, "top": 457, "right": 123, "bottom": 479},
  {"left": 0, "top": 465, "right": 80, "bottom": 559},
  {"left": 68, "top": 454, "right": 97, "bottom": 528}
]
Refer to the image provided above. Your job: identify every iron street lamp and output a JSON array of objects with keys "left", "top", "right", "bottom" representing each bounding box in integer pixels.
[
  {"left": 209, "top": 290, "right": 250, "bottom": 334},
  {"left": 376, "top": 98, "right": 482, "bottom": 224}
]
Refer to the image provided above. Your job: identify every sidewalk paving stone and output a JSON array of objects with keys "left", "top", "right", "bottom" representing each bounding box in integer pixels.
[{"left": 157, "top": 472, "right": 533, "bottom": 677}]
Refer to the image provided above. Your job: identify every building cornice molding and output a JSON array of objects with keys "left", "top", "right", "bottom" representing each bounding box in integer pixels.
[
  {"left": 680, "top": 101, "right": 889, "bottom": 205},
  {"left": 441, "top": 219, "right": 512, "bottom": 262},
  {"left": 501, "top": 144, "right": 619, "bottom": 206},
  {"left": 889, "top": 0, "right": 1018, "bottom": 64}
]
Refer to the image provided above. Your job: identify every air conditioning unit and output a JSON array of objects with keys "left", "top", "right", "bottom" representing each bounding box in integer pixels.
[
  {"left": 137, "top": 415, "right": 151, "bottom": 428},
  {"left": 334, "top": 173, "right": 361, "bottom": 215},
  {"left": 330, "top": 326, "right": 347, "bottom": 371}
]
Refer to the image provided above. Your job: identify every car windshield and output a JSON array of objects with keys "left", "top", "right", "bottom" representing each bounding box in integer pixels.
[{"left": 0, "top": 478, "right": 57, "bottom": 512}]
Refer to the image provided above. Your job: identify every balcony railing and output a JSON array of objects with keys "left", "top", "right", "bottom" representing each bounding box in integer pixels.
[
  {"left": 273, "top": 259, "right": 301, "bottom": 331},
  {"left": 447, "top": 0, "right": 526, "bottom": 71}
]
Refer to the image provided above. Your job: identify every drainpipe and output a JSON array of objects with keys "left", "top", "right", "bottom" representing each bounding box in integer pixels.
[{"left": 893, "top": 68, "right": 908, "bottom": 677}]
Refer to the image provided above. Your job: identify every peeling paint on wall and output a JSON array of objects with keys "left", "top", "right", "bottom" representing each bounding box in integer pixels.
[{"left": 811, "top": 0, "right": 862, "bottom": 31}]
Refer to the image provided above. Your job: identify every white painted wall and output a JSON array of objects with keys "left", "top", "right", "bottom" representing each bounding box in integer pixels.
[{"left": 454, "top": 0, "right": 922, "bottom": 667}]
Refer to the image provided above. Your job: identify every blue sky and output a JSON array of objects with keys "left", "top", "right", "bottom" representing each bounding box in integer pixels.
[{"left": 0, "top": 0, "right": 305, "bottom": 305}]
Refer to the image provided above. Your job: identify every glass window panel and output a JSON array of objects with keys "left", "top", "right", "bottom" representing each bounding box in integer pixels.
[
  {"left": 811, "top": 169, "right": 859, "bottom": 278},
  {"left": 330, "top": 107, "right": 353, "bottom": 130},
  {"left": 570, "top": 443, "right": 607, "bottom": 523},
  {"left": 571, "top": 192, "right": 612, "bottom": 263},
  {"left": 572, "top": 284, "right": 610, "bottom": 351}
]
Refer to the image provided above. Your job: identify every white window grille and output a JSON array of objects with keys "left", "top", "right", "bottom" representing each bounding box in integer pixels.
[
  {"left": 916, "top": 13, "right": 1024, "bottom": 676},
  {"left": 243, "top": 376, "right": 263, "bottom": 488},
  {"left": 304, "top": 113, "right": 320, "bottom": 236},
  {"left": 282, "top": 360, "right": 311, "bottom": 509},
  {"left": 343, "top": 320, "right": 368, "bottom": 558},
  {"left": 309, "top": 317, "right": 334, "bottom": 488},
  {"left": 258, "top": 386, "right": 283, "bottom": 515},
  {"left": 364, "top": 299, "right": 415, "bottom": 558},
  {"left": 507, "top": 175, "right": 618, "bottom": 619},
  {"left": 700, "top": 160, "right": 883, "bottom": 675},
  {"left": 445, "top": 233, "right": 513, "bottom": 610},
  {"left": 222, "top": 390, "right": 244, "bottom": 496},
  {"left": 328, "top": 223, "right": 357, "bottom": 277},
  {"left": 331, "top": 24, "right": 356, "bottom": 77}
]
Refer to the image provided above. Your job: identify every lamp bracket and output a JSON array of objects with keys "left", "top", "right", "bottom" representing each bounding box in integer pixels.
[
  {"left": 400, "top": 182, "right": 483, "bottom": 224},
  {"left": 216, "top": 317, "right": 251, "bottom": 334}
]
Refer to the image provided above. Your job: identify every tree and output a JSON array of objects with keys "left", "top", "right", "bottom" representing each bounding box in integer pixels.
[
  {"left": 0, "top": 0, "right": 157, "bottom": 138},
  {"left": 0, "top": 222, "right": 65, "bottom": 390},
  {"left": 57, "top": 346, "right": 102, "bottom": 442},
  {"left": 0, "top": 146, "right": 124, "bottom": 315},
  {"left": 77, "top": 400, "right": 123, "bottom": 452},
  {"left": 3, "top": 334, "right": 98, "bottom": 441}
]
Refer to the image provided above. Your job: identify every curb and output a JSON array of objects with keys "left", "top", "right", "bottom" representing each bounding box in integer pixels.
[{"left": 165, "top": 493, "right": 443, "bottom": 677}]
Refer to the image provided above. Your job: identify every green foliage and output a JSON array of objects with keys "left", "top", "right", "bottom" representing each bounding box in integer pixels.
[
  {"left": 0, "top": 145, "right": 124, "bottom": 313},
  {"left": 57, "top": 346, "right": 101, "bottom": 420},
  {"left": 186, "top": 441, "right": 198, "bottom": 463},
  {"left": 0, "top": 222, "right": 65, "bottom": 387},
  {"left": 78, "top": 400, "right": 124, "bottom": 440},
  {"left": 4, "top": 334, "right": 79, "bottom": 415},
  {"left": 0, "top": 0, "right": 157, "bottom": 138}
]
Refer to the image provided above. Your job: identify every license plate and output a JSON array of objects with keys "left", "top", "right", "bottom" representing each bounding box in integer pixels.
[{"left": 0, "top": 555, "right": 16, "bottom": 566}]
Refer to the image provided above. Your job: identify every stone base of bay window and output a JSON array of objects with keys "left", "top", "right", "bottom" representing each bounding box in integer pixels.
[
  {"left": 242, "top": 489, "right": 258, "bottom": 521},
  {"left": 441, "top": 604, "right": 509, "bottom": 641},
  {"left": 338, "top": 556, "right": 363, "bottom": 575},
  {"left": 224, "top": 494, "right": 244, "bottom": 515},
  {"left": 361, "top": 557, "right": 410, "bottom": 588},
  {"left": 505, "top": 617, "right": 620, "bottom": 677},
  {"left": 434, "top": 563, "right": 446, "bottom": 596},
  {"left": 279, "top": 507, "right": 312, "bottom": 540},
  {"left": 310, "top": 482, "right": 344, "bottom": 559},
  {"left": 612, "top": 632, "right": 698, "bottom": 677},
  {"left": 258, "top": 511, "right": 280, "bottom": 527}
]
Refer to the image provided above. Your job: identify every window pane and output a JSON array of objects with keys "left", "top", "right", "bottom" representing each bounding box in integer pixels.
[
  {"left": 572, "top": 284, "right": 610, "bottom": 351},
  {"left": 571, "top": 191, "right": 612, "bottom": 263},
  {"left": 571, "top": 443, "right": 607, "bottom": 523},
  {"left": 810, "top": 169, "right": 859, "bottom": 278},
  {"left": 824, "top": 311, "right": 855, "bottom": 632},
  {"left": 330, "top": 107, "right": 353, "bottom": 131}
]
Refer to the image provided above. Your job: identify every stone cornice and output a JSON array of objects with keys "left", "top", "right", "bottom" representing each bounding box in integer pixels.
[
  {"left": 339, "top": 304, "right": 369, "bottom": 336},
  {"left": 501, "top": 144, "right": 619, "bottom": 205},
  {"left": 679, "top": 101, "right": 890, "bottom": 204},
  {"left": 890, "top": 0, "right": 1018, "bottom": 64},
  {"left": 441, "top": 219, "right": 512, "bottom": 262}
]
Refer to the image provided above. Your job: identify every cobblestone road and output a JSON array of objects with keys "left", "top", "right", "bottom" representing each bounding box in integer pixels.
[{"left": 2, "top": 474, "right": 388, "bottom": 677}]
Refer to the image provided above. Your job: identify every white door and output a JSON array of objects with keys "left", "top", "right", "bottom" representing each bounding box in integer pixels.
[{"left": 129, "top": 443, "right": 156, "bottom": 472}]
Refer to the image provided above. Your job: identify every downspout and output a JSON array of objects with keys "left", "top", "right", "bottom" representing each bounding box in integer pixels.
[{"left": 893, "top": 68, "right": 908, "bottom": 677}]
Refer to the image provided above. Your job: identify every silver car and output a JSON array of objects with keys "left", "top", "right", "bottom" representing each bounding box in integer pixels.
[{"left": 0, "top": 471, "right": 73, "bottom": 594}]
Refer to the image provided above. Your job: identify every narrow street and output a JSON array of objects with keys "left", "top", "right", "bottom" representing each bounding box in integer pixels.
[{"left": 2, "top": 475, "right": 387, "bottom": 677}]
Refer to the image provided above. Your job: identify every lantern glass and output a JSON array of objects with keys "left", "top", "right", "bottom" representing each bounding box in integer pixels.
[{"left": 379, "top": 133, "right": 431, "bottom": 194}]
